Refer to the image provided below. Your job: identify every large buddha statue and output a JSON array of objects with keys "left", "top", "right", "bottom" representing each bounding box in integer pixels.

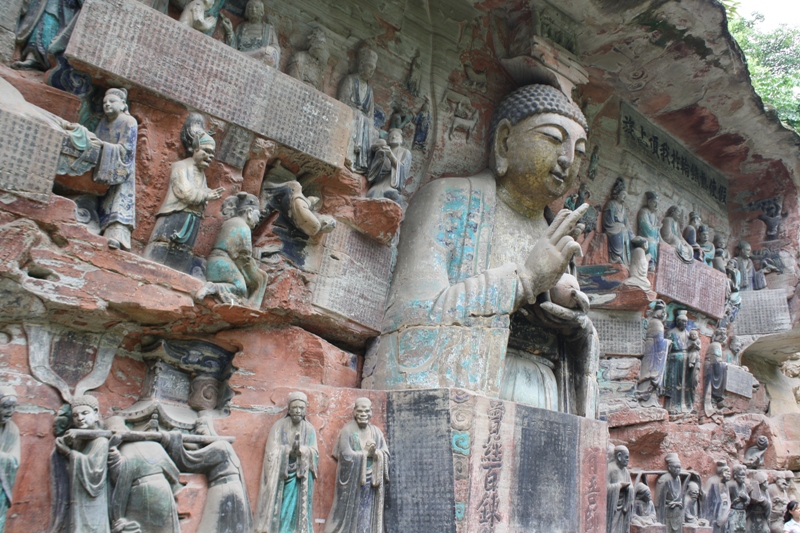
[{"left": 364, "top": 83, "right": 599, "bottom": 418}]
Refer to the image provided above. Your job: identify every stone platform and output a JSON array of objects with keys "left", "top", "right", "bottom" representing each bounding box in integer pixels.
[{"left": 384, "top": 389, "right": 607, "bottom": 533}]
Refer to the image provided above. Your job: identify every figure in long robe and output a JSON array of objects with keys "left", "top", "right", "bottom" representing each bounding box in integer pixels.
[
  {"left": 366, "top": 129, "right": 411, "bottom": 203},
  {"left": 256, "top": 392, "right": 318, "bottom": 533},
  {"left": 325, "top": 398, "right": 390, "bottom": 533},
  {"left": 747, "top": 472, "right": 771, "bottom": 533},
  {"left": 703, "top": 460, "right": 731, "bottom": 533},
  {"left": 664, "top": 310, "right": 690, "bottom": 413},
  {"left": 338, "top": 47, "right": 378, "bottom": 174},
  {"left": 637, "top": 191, "right": 660, "bottom": 271},
  {"left": 727, "top": 465, "right": 750, "bottom": 533},
  {"left": 92, "top": 88, "right": 138, "bottom": 251},
  {"left": 734, "top": 241, "right": 773, "bottom": 291},
  {"left": 0, "top": 388, "right": 19, "bottom": 533},
  {"left": 602, "top": 177, "right": 631, "bottom": 265},
  {"left": 655, "top": 453, "right": 683, "bottom": 533},
  {"left": 606, "top": 445, "right": 633, "bottom": 533},
  {"left": 660, "top": 206, "right": 694, "bottom": 263},
  {"left": 13, "top": 0, "right": 81, "bottom": 71},
  {"left": 221, "top": 0, "right": 281, "bottom": 68},
  {"left": 636, "top": 300, "right": 670, "bottom": 408}
]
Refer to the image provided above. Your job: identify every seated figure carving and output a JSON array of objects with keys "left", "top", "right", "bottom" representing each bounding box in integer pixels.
[
  {"left": 364, "top": 83, "right": 599, "bottom": 418},
  {"left": 221, "top": 0, "right": 281, "bottom": 68}
]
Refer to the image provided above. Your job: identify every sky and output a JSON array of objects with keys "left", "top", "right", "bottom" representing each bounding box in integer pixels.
[{"left": 736, "top": 0, "right": 800, "bottom": 29}]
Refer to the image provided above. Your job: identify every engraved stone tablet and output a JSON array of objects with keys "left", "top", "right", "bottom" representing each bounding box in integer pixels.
[
  {"left": 0, "top": 108, "right": 62, "bottom": 203},
  {"left": 588, "top": 310, "right": 644, "bottom": 355},
  {"left": 66, "top": 0, "right": 351, "bottom": 167},
  {"left": 0, "top": 0, "right": 23, "bottom": 33},
  {"left": 654, "top": 242, "right": 727, "bottom": 318},
  {"left": 312, "top": 224, "right": 392, "bottom": 331},
  {"left": 725, "top": 365, "right": 754, "bottom": 399},
  {"left": 217, "top": 125, "right": 254, "bottom": 169},
  {"left": 735, "top": 289, "right": 791, "bottom": 336}
]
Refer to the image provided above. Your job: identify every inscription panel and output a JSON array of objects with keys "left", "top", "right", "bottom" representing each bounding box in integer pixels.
[
  {"left": 513, "top": 405, "right": 580, "bottom": 531},
  {"left": 0, "top": 108, "right": 62, "bottom": 203},
  {"left": 217, "top": 125, "right": 254, "bottom": 169},
  {"left": 725, "top": 365, "right": 754, "bottom": 399},
  {"left": 736, "top": 289, "right": 791, "bottom": 335},
  {"left": 66, "top": 0, "right": 350, "bottom": 167},
  {"left": 385, "top": 390, "right": 457, "bottom": 533},
  {"left": 312, "top": 224, "right": 392, "bottom": 331},
  {"left": 0, "top": 0, "right": 23, "bottom": 32},
  {"left": 655, "top": 243, "right": 727, "bottom": 318},
  {"left": 588, "top": 310, "right": 644, "bottom": 356}
]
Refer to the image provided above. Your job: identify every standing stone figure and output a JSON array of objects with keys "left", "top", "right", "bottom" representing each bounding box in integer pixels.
[
  {"left": 637, "top": 300, "right": 671, "bottom": 407},
  {"left": 412, "top": 99, "right": 431, "bottom": 151},
  {"left": 166, "top": 418, "right": 252, "bottom": 533},
  {"left": 661, "top": 206, "right": 694, "bottom": 263},
  {"left": 685, "top": 329, "right": 701, "bottom": 411},
  {"left": 0, "top": 387, "right": 19, "bottom": 533},
  {"left": 606, "top": 445, "right": 634, "bottom": 533},
  {"left": 325, "top": 398, "right": 390, "bottom": 533},
  {"left": 665, "top": 310, "right": 691, "bottom": 413},
  {"left": 287, "top": 28, "right": 329, "bottom": 90},
  {"left": 704, "top": 342, "right": 727, "bottom": 416},
  {"left": 54, "top": 395, "right": 110, "bottom": 533},
  {"left": 727, "top": 465, "right": 750, "bottom": 533},
  {"left": 199, "top": 192, "right": 268, "bottom": 306},
  {"left": 744, "top": 436, "right": 769, "bottom": 469},
  {"left": 703, "top": 460, "right": 731, "bottom": 533},
  {"left": 768, "top": 472, "right": 792, "bottom": 533},
  {"left": 683, "top": 211, "right": 702, "bottom": 256},
  {"left": 366, "top": 83, "right": 598, "bottom": 418},
  {"left": 655, "top": 453, "right": 684, "bottom": 533},
  {"left": 338, "top": 46, "right": 378, "bottom": 174},
  {"left": 624, "top": 236, "right": 651, "bottom": 290},
  {"left": 105, "top": 417, "right": 182, "bottom": 533},
  {"left": 713, "top": 233, "right": 730, "bottom": 273},
  {"left": 602, "top": 177, "right": 631, "bottom": 265},
  {"left": 406, "top": 50, "right": 422, "bottom": 96},
  {"left": 696, "top": 226, "right": 715, "bottom": 266},
  {"left": 748, "top": 471, "right": 772, "bottom": 533},
  {"left": 632, "top": 482, "right": 660, "bottom": 526},
  {"left": 92, "top": 88, "right": 138, "bottom": 251},
  {"left": 366, "top": 128, "right": 412, "bottom": 203},
  {"left": 724, "top": 258, "right": 742, "bottom": 326},
  {"left": 144, "top": 130, "right": 225, "bottom": 273},
  {"left": 638, "top": 191, "right": 661, "bottom": 271},
  {"left": 256, "top": 392, "right": 319, "bottom": 533},
  {"left": 734, "top": 241, "right": 773, "bottom": 291},
  {"left": 587, "top": 145, "right": 600, "bottom": 181},
  {"left": 683, "top": 481, "right": 705, "bottom": 525},
  {"left": 221, "top": 0, "right": 281, "bottom": 68}
]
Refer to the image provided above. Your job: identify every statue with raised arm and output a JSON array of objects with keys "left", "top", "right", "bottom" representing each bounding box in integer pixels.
[
  {"left": 256, "top": 392, "right": 318, "bottom": 533},
  {"left": 366, "top": 128, "right": 412, "bottom": 203},
  {"left": 0, "top": 388, "right": 19, "bottom": 533},
  {"left": 221, "top": 0, "right": 281, "bottom": 68},
  {"left": 325, "top": 398, "right": 390, "bottom": 533},
  {"left": 365, "top": 83, "right": 598, "bottom": 418}
]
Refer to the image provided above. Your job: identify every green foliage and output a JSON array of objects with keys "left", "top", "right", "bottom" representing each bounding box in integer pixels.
[{"left": 728, "top": 11, "right": 800, "bottom": 129}]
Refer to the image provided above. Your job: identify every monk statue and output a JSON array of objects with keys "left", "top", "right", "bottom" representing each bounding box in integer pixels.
[
  {"left": 0, "top": 387, "right": 19, "bottom": 533},
  {"left": 602, "top": 177, "right": 631, "bottom": 265},
  {"left": 606, "top": 445, "right": 634, "bottom": 533},
  {"left": 338, "top": 46, "right": 378, "bottom": 174},
  {"left": 655, "top": 453, "right": 684, "bottom": 533},
  {"left": 637, "top": 191, "right": 660, "bottom": 271},
  {"left": 325, "top": 398, "right": 390, "bottom": 533},
  {"left": 703, "top": 460, "right": 731, "bottom": 533},
  {"left": 734, "top": 241, "right": 774, "bottom": 291},
  {"left": 366, "top": 128, "right": 412, "bottom": 203},
  {"left": 365, "top": 83, "right": 598, "bottom": 417}
]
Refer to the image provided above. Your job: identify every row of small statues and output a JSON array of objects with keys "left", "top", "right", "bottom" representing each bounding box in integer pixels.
[
  {"left": 599, "top": 178, "right": 774, "bottom": 300},
  {"left": 636, "top": 300, "right": 753, "bottom": 415},
  {"left": 608, "top": 446, "right": 798, "bottom": 533},
  {"left": 0, "top": 388, "right": 389, "bottom": 533}
]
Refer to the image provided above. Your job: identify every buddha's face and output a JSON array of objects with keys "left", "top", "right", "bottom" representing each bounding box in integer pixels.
[
  {"left": 647, "top": 196, "right": 658, "bottom": 210},
  {"left": 245, "top": 0, "right": 264, "bottom": 21},
  {"left": 288, "top": 400, "right": 306, "bottom": 424},
  {"left": 358, "top": 57, "right": 377, "bottom": 80},
  {"left": 354, "top": 400, "right": 372, "bottom": 428},
  {"left": 494, "top": 113, "right": 587, "bottom": 213},
  {"left": 103, "top": 93, "right": 126, "bottom": 118}
]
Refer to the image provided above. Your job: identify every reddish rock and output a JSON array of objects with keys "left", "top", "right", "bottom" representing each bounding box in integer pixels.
[
  {"left": 0, "top": 65, "right": 81, "bottom": 122},
  {"left": 607, "top": 407, "right": 669, "bottom": 429}
]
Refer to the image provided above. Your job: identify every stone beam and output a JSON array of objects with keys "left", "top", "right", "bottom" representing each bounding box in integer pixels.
[{"left": 66, "top": 0, "right": 352, "bottom": 168}]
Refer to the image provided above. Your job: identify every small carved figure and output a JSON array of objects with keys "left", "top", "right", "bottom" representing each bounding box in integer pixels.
[
  {"left": 683, "top": 481, "right": 706, "bottom": 525},
  {"left": 624, "top": 236, "right": 652, "bottom": 290},
  {"left": 632, "top": 482, "right": 660, "bottom": 527},
  {"left": 748, "top": 471, "right": 772, "bottom": 533},
  {"left": 686, "top": 329, "right": 701, "bottom": 411},
  {"left": 105, "top": 417, "right": 182, "bottom": 533},
  {"left": 325, "top": 398, "right": 390, "bottom": 533},
  {"left": 366, "top": 128, "right": 412, "bottom": 203},
  {"left": 256, "top": 392, "right": 318, "bottom": 533},
  {"left": 179, "top": 0, "right": 218, "bottom": 33},
  {"left": 757, "top": 199, "right": 785, "bottom": 241},
  {"left": 261, "top": 180, "right": 336, "bottom": 238},
  {"left": 724, "top": 258, "right": 742, "bottom": 326},
  {"left": 728, "top": 336, "right": 743, "bottom": 366},
  {"left": 661, "top": 206, "right": 694, "bottom": 263},
  {"left": 727, "top": 465, "right": 750, "bottom": 533},
  {"left": 587, "top": 145, "right": 600, "bottom": 181},
  {"left": 712, "top": 233, "right": 730, "bottom": 273},
  {"left": 683, "top": 211, "right": 702, "bottom": 255},
  {"left": 166, "top": 418, "right": 252, "bottom": 533},
  {"left": 768, "top": 472, "right": 792, "bottom": 533},
  {"left": 12, "top": 0, "right": 80, "bottom": 71},
  {"left": 91, "top": 88, "right": 138, "bottom": 251},
  {"left": 665, "top": 310, "right": 691, "bottom": 413},
  {"left": 412, "top": 98, "right": 431, "bottom": 151},
  {"left": 338, "top": 46, "right": 378, "bottom": 174},
  {"left": 406, "top": 50, "right": 422, "bottom": 96},
  {"left": 606, "top": 445, "right": 634, "bottom": 533},
  {"left": 638, "top": 191, "right": 661, "bottom": 271},
  {"left": 735, "top": 241, "right": 774, "bottom": 291},
  {"left": 198, "top": 192, "right": 268, "bottom": 306},
  {"left": 221, "top": 0, "right": 281, "bottom": 68},
  {"left": 703, "top": 460, "right": 731, "bottom": 533},
  {"left": 696, "top": 225, "right": 715, "bottom": 266},
  {"left": 744, "top": 436, "right": 769, "bottom": 469},
  {"left": 704, "top": 342, "right": 727, "bottom": 416},
  {"left": 0, "top": 387, "right": 19, "bottom": 533},
  {"left": 144, "top": 130, "right": 225, "bottom": 273},
  {"left": 602, "top": 177, "right": 631, "bottom": 264},
  {"left": 287, "top": 28, "right": 329, "bottom": 90},
  {"left": 655, "top": 453, "right": 684, "bottom": 533},
  {"left": 54, "top": 395, "right": 110, "bottom": 533},
  {"left": 637, "top": 300, "right": 671, "bottom": 408}
]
